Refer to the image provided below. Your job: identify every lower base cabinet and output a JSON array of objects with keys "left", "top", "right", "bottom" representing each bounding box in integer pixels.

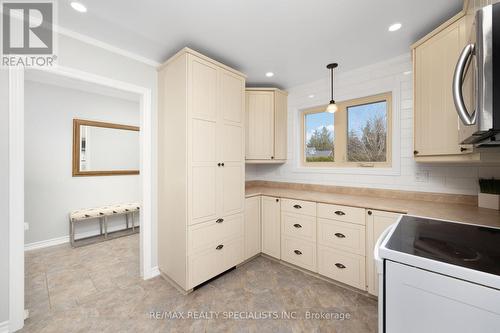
[
  {"left": 318, "top": 245, "right": 366, "bottom": 290},
  {"left": 248, "top": 194, "right": 403, "bottom": 295},
  {"left": 281, "top": 236, "right": 317, "bottom": 272},
  {"left": 261, "top": 196, "right": 281, "bottom": 259},
  {"left": 189, "top": 237, "right": 243, "bottom": 288},
  {"left": 244, "top": 196, "right": 261, "bottom": 260},
  {"left": 188, "top": 213, "right": 244, "bottom": 289},
  {"left": 366, "top": 209, "right": 402, "bottom": 296}
]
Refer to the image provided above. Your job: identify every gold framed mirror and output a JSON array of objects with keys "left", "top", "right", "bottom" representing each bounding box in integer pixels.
[{"left": 72, "top": 119, "right": 140, "bottom": 176}]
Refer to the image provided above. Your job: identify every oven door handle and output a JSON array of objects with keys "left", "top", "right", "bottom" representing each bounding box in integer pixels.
[{"left": 453, "top": 43, "right": 477, "bottom": 126}]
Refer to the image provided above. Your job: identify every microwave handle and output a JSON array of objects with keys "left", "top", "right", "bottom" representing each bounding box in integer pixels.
[{"left": 453, "top": 43, "right": 477, "bottom": 126}]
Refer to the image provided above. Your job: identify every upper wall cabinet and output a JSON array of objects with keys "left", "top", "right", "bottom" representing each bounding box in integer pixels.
[
  {"left": 412, "top": 14, "right": 472, "bottom": 162},
  {"left": 245, "top": 88, "right": 288, "bottom": 163},
  {"left": 412, "top": 7, "right": 500, "bottom": 163}
]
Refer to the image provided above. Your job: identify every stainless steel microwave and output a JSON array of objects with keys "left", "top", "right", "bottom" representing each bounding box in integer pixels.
[{"left": 453, "top": 3, "right": 500, "bottom": 147}]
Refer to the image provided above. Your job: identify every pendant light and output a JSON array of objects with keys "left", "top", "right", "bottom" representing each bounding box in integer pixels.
[{"left": 326, "top": 63, "right": 338, "bottom": 113}]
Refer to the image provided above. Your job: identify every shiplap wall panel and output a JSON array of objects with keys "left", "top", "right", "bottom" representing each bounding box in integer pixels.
[{"left": 245, "top": 54, "right": 500, "bottom": 195}]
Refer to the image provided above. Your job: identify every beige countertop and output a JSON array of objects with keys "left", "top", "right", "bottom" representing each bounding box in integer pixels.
[{"left": 246, "top": 186, "right": 500, "bottom": 228}]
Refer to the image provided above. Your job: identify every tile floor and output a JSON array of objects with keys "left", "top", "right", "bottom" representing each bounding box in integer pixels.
[{"left": 23, "top": 233, "right": 377, "bottom": 332}]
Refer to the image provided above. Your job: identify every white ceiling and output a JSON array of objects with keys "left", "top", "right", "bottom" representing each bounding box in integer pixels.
[{"left": 58, "top": 0, "right": 463, "bottom": 88}]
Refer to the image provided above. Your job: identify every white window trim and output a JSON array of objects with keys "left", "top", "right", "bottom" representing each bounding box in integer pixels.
[{"left": 292, "top": 76, "right": 402, "bottom": 176}]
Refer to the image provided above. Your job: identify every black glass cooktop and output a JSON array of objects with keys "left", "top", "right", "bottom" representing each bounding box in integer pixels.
[{"left": 386, "top": 215, "right": 500, "bottom": 276}]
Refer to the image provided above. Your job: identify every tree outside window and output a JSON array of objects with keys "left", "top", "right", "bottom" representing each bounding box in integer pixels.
[{"left": 302, "top": 93, "right": 391, "bottom": 167}]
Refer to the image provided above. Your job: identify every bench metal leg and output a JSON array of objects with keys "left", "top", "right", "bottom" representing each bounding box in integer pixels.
[
  {"left": 70, "top": 218, "right": 75, "bottom": 247},
  {"left": 126, "top": 214, "right": 129, "bottom": 229},
  {"left": 104, "top": 216, "right": 108, "bottom": 239},
  {"left": 131, "top": 212, "right": 135, "bottom": 232},
  {"left": 99, "top": 217, "right": 103, "bottom": 235}
]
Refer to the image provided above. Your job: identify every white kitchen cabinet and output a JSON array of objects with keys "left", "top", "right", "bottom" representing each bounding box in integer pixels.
[
  {"left": 261, "top": 196, "right": 281, "bottom": 259},
  {"left": 244, "top": 196, "right": 261, "bottom": 260},
  {"left": 366, "top": 209, "right": 402, "bottom": 296},
  {"left": 245, "top": 88, "right": 288, "bottom": 163},
  {"left": 158, "top": 48, "right": 246, "bottom": 291},
  {"left": 318, "top": 245, "right": 366, "bottom": 290}
]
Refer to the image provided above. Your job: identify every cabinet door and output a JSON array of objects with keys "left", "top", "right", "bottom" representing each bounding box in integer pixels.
[
  {"left": 414, "top": 17, "right": 467, "bottom": 156},
  {"left": 366, "top": 210, "right": 401, "bottom": 296},
  {"left": 245, "top": 91, "right": 274, "bottom": 160},
  {"left": 220, "top": 70, "right": 245, "bottom": 125},
  {"left": 189, "top": 56, "right": 219, "bottom": 224},
  {"left": 274, "top": 90, "right": 288, "bottom": 160},
  {"left": 190, "top": 119, "right": 218, "bottom": 224},
  {"left": 261, "top": 196, "right": 281, "bottom": 259},
  {"left": 244, "top": 196, "right": 261, "bottom": 260},
  {"left": 190, "top": 56, "right": 218, "bottom": 121},
  {"left": 219, "top": 69, "right": 245, "bottom": 217}
]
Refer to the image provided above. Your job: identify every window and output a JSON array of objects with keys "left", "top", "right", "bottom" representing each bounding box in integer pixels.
[
  {"left": 304, "top": 112, "right": 334, "bottom": 162},
  {"left": 302, "top": 92, "right": 391, "bottom": 167}
]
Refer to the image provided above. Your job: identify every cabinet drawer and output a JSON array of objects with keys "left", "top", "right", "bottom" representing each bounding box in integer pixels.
[
  {"left": 317, "top": 203, "right": 365, "bottom": 225},
  {"left": 318, "top": 245, "right": 366, "bottom": 290},
  {"left": 281, "top": 198, "right": 316, "bottom": 216},
  {"left": 281, "top": 212, "right": 316, "bottom": 242},
  {"left": 318, "top": 218, "right": 365, "bottom": 255},
  {"left": 189, "top": 236, "right": 243, "bottom": 288},
  {"left": 188, "top": 213, "right": 243, "bottom": 254},
  {"left": 281, "top": 236, "right": 316, "bottom": 272}
]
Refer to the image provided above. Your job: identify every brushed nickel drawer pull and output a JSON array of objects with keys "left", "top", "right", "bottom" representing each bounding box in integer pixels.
[
  {"left": 216, "top": 244, "right": 224, "bottom": 250},
  {"left": 293, "top": 223, "right": 302, "bottom": 228},
  {"left": 293, "top": 204, "right": 302, "bottom": 209},
  {"left": 335, "top": 263, "right": 346, "bottom": 269},
  {"left": 215, "top": 218, "right": 224, "bottom": 223},
  {"left": 294, "top": 250, "right": 302, "bottom": 255},
  {"left": 334, "top": 233, "right": 346, "bottom": 238},
  {"left": 334, "top": 210, "right": 345, "bottom": 216}
]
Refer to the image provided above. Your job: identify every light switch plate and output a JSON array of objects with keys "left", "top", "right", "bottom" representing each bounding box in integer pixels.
[{"left": 24, "top": 222, "right": 29, "bottom": 231}]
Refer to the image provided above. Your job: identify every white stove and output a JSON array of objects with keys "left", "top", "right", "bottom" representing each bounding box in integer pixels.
[{"left": 375, "top": 215, "right": 500, "bottom": 333}]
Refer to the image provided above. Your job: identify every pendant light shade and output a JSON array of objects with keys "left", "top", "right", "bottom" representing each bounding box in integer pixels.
[
  {"left": 326, "top": 102, "right": 338, "bottom": 113},
  {"left": 326, "top": 63, "right": 338, "bottom": 113}
]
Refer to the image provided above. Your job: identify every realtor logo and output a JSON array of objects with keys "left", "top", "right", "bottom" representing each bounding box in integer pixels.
[{"left": 1, "top": 1, "right": 57, "bottom": 66}]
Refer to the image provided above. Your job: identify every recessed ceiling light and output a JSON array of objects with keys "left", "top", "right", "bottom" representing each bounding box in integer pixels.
[
  {"left": 265, "top": 72, "right": 274, "bottom": 77},
  {"left": 388, "top": 23, "right": 402, "bottom": 32},
  {"left": 308, "top": 94, "right": 315, "bottom": 98},
  {"left": 70, "top": 1, "right": 87, "bottom": 13}
]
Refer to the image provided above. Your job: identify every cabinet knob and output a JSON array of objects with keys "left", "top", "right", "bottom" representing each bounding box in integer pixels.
[
  {"left": 216, "top": 218, "right": 224, "bottom": 223},
  {"left": 221, "top": 162, "right": 225, "bottom": 167},
  {"left": 460, "top": 147, "right": 468, "bottom": 152},
  {"left": 367, "top": 211, "right": 372, "bottom": 215},
  {"left": 294, "top": 250, "right": 302, "bottom": 255},
  {"left": 293, "top": 224, "right": 302, "bottom": 228},
  {"left": 293, "top": 204, "right": 302, "bottom": 209},
  {"left": 335, "top": 263, "right": 346, "bottom": 269},
  {"left": 334, "top": 210, "right": 345, "bottom": 216},
  {"left": 413, "top": 150, "right": 419, "bottom": 155},
  {"left": 271, "top": 156, "right": 274, "bottom": 159},
  {"left": 334, "top": 232, "right": 346, "bottom": 238},
  {"left": 216, "top": 244, "right": 224, "bottom": 250},
  {"left": 217, "top": 163, "right": 221, "bottom": 167},
  {"left": 275, "top": 198, "right": 279, "bottom": 202}
]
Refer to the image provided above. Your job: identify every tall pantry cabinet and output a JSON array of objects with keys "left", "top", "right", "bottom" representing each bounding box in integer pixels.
[{"left": 158, "top": 48, "right": 246, "bottom": 291}]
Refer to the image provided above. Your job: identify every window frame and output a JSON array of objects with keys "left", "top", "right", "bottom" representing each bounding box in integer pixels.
[{"left": 301, "top": 92, "right": 392, "bottom": 168}]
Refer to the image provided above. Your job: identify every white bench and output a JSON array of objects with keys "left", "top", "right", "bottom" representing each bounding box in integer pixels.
[{"left": 69, "top": 203, "right": 140, "bottom": 247}]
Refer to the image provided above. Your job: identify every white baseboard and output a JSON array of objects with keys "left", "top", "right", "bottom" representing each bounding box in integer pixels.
[
  {"left": 24, "top": 224, "right": 140, "bottom": 251},
  {"left": 151, "top": 266, "right": 160, "bottom": 278},
  {"left": 0, "top": 320, "right": 9, "bottom": 333},
  {"left": 24, "top": 235, "right": 69, "bottom": 251}
]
